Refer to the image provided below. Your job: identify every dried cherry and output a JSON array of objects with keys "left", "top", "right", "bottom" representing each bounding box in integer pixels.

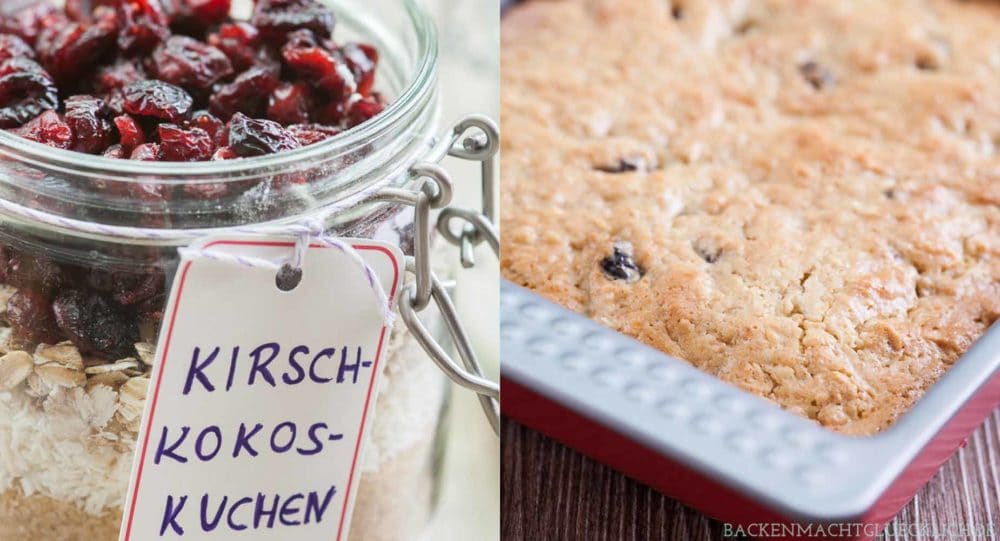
[
  {"left": 7, "top": 289, "right": 62, "bottom": 345},
  {"left": 227, "top": 112, "right": 300, "bottom": 157},
  {"left": 208, "top": 66, "right": 278, "bottom": 119},
  {"left": 12, "top": 110, "right": 74, "bottom": 149},
  {"left": 287, "top": 123, "right": 339, "bottom": 146},
  {"left": 251, "top": 0, "right": 336, "bottom": 45},
  {"left": 52, "top": 289, "right": 139, "bottom": 359},
  {"left": 158, "top": 123, "right": 214, "bottom": 161},
  {"left": 116, "top": 0, "right": 170, "bottom": 54},
  {"left": 341, "top": 43, "right": 378, "bottom": 97},
  {"left": 207, "top": 22, "right": 260, "bottom": 72},
  {"left": 0, "top": 58, "right": 59, "bottom": 128},
  {"left": 0, "top": 34, "right": 35, "bottom": 63},
  {"left": 122, "top": 79, "right": 193, "bottom": 122},
  {"left": 35, "top": 8, "right": 117, "bottom": 83},
  {"left": 65, "top": 95, "right": 114, "bottom": 153},
  {"left": 267, "top": 82, "right": 312, "bottom": 125},
  {"left": 113, "top": 113, "right": 145, "bottom": 151},
  {"left": 150, "top": 35, "right": 233, "bottom": 91}
]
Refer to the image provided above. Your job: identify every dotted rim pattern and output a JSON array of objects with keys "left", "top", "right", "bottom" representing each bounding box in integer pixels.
[{"left": 500, "top": 281, "right": 1000, "bottom": 522}]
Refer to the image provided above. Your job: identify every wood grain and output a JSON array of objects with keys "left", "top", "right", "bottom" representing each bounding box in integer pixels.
[{"left": 501, "top": 409, "right": 1000, "bottom": 540}]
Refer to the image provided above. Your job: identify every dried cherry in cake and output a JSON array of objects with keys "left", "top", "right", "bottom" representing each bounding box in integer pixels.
[
  {"left": 122, "top": 79, "right": 193, "bottom": 122},
  {"left": 52, "top": 289, "right": 139, "bottom": 359},
  {"left": 0, "top": 58, "right": 59, "bottom": 128},
  {"left": 158, "top": 124, "right": 215, "bottom": 161},
  {"left": 251, "top": 0, "right": 336, "bottom": 45},
  {"left": 65, "top": 95, "right": 115, "bottom": 154},
  {"left": 7, "top": 289, "right": 63, "bottom": 345},
  {"left": 150, "top": 36, "right": 234, "bottom": 91},
  {"left": 227, "top": 112, "right": 300, "bottom": 157},
  {"left": 600, "top": 243, "right": 643, "bottom": 283},
  {"left": 12, "top": 110, "right": 74, "bottom": 150}
]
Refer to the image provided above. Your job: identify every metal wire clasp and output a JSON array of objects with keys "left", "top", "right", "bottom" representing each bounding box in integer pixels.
[{"left": 376, "top": 115, "right": 501, "bottom": 435}]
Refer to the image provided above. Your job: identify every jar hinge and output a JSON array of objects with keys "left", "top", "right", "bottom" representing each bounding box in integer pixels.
[{"left": 373, "top": 115, "right": 500, "bottom": 436}]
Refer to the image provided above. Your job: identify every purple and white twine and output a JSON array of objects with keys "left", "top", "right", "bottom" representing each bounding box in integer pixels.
[{"left": 0, "top": 183, "right": 395, "bottom": 325}]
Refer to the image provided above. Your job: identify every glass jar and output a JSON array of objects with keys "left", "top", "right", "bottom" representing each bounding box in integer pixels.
[{"left": 0, "top": 1, "right": 457, "bottom": 540}]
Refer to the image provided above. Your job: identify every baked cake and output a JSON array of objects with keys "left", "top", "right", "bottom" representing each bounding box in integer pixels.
[{"left": 500, "top": 0, "right": 1000, "bottom": 435}]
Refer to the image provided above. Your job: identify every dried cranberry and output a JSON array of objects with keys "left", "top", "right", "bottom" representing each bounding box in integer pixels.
[
  {"left": 113, "top": 114, "right": 145, "bottom": 151},
  {"left": 207, "top": 22, "right": 260, "bottom": 72},
  {"left": 227, "top": 112, "right": 300, "bottom": 157},
  {"left": 282, "top": 30, "right": 349, "bottom": 97},
  {"left": 251, "top": 0, "right": 336, "bottom": 45},
  {"left": 341, "top": 43, "right": 378, "bottom": 97},
  {"left": 158, "top": 124, "right": 214, "bottom": 161},
  {"left": 7, "top": 289, "right": 62, "bottom": 345},
  {"left": 0, "top": 58, "right": 59, "bottom": 128},
  {"left": 287, "top": 123, "right": 339, "bottom": 146},
  {"left": 346, "top": 97, "right": 385, "bottom": 128},
  {"left": 35, "top": 9, "right": 117, "bottom": 84},
  {"left": 267, "top": 82, "right": 312, "bottom": 125},
  {"left": 52, "top": 289, "right": 139, "bottom": 359},
  {"left": 122, "top": 79, "right": 193, "bottom": 122},
  {"left": 150, "top": 35, "right": 233, "bottom": 91},
  {"left": 116, "top": 0, "right": 170, "bottom": 53},
  {"left": 12, "top": 110, "right": 74, "bottom": 149},
  {"left": 65, "top": 95, "right": 115, "bottom": 154},
  {"left": 129, "top": 142, "right": 161, "bottom": 161},
  {"left": 208, "top": 66, "right": 278, "bottom": 119},
  {"left": 0, "top": 34, "right": 35, "bottom": 63}
]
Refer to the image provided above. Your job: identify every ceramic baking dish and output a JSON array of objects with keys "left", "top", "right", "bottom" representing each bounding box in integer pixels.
[{"left": 501, "top": 280, "right": 1000, "bottom": 541}]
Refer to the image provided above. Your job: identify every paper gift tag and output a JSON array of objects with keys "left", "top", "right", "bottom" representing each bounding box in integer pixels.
[{"left": 119, "top": 236, "right": 403, "bottom": 541}]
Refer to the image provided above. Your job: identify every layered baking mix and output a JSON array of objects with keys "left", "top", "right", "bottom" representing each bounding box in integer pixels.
[
  {"left": 0, "top": 0, "right": 446, "bottom": 539},
  {"left": 501, "top": 0, "right": 1000, "bottom": 435}
]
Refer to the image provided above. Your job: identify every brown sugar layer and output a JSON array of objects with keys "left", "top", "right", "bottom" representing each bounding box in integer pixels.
[{"left": 500, "top": 0, "right": 1000, "bottom": 435}]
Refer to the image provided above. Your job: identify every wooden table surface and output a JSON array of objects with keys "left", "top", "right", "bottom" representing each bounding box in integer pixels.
[{"left": 501, "top": 409, "right": 1000, "bottom": 541}]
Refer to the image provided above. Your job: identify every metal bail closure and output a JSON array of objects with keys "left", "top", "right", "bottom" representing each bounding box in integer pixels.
[{"left": 383, "top": 114, "right": 501, "bottom": 435}]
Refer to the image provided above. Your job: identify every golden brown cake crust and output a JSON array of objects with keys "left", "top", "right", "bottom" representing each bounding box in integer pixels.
[{"left": 500, "top": 0, "right": 1000, "bottom": 435}]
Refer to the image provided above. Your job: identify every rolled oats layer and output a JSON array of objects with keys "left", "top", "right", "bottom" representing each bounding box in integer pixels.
[{"left": 0, "top": 299, "right": 446, "bottom": 541}]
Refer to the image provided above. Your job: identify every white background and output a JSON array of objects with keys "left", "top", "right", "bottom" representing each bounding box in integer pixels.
[{"left": 422, "top": 1, "right": 500, "bottom": 540}]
